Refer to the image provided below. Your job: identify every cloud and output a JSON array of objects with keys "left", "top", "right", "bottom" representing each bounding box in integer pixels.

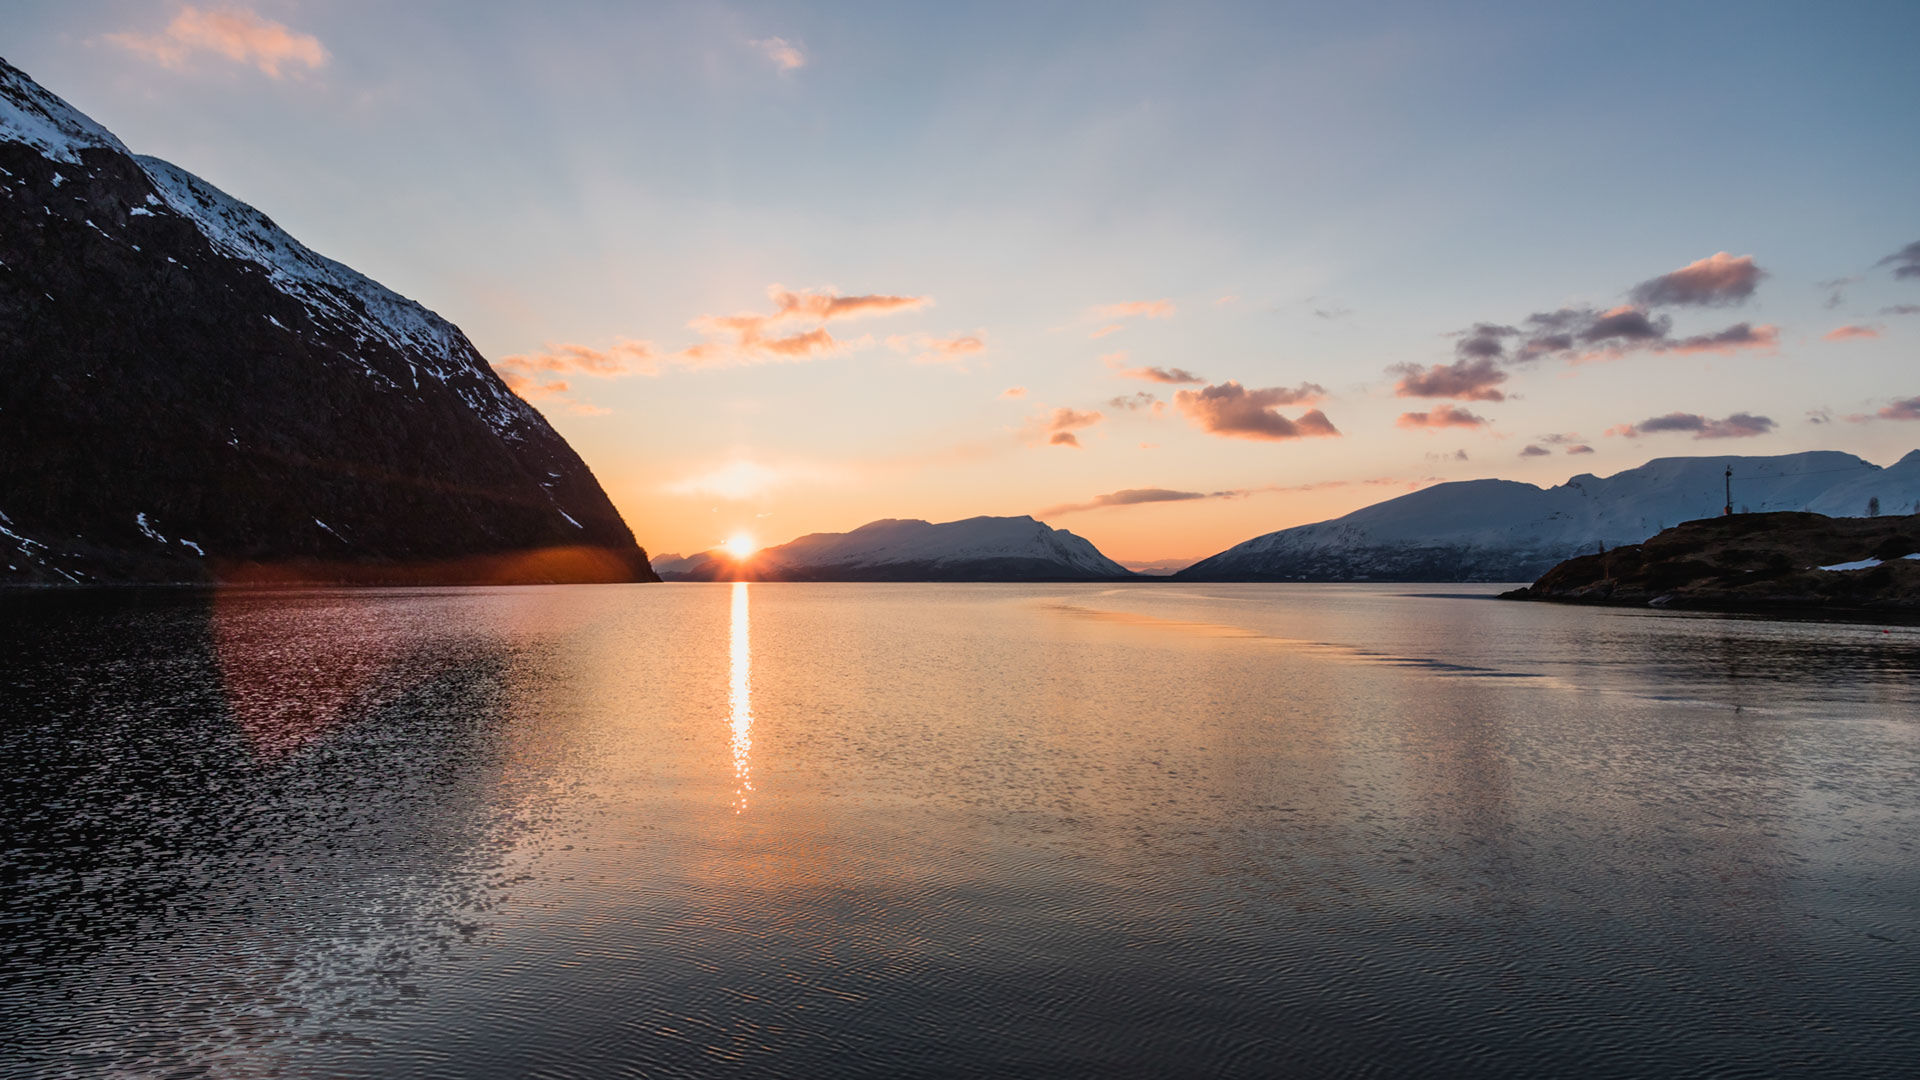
[
  {"left": 1879, "top": 396, "right": 1920, "bottom": 421},
  {"left": 1656, "top": 322, "right": 1779, "bottom": 355},
  {"left": 1881, "top": 304, "right": 1920, "bottom": 317},
  {"left": 1106, "top": 391, "right": 1161, "bottom": 412},
  {"left": 1878, "top": 241, "right": 1920, "bottom": 280},
  {"left": 686, "top": 284, "right": 925, "bottom": 360},
  {"left": 1533, "top": 432, "right": 1595, "bottom": 455},
  {"left": 768, "top": 287, "right": 927, "bottom": 323},
  {"left": 890, "top": 332, "right": 985, "bottom": 366},
  {"left": 1173, "top": 381, "right": 1339, "bottom": 441},
  {"left": 1089, "top": 323, "right": 1125, "bottom": 339},
  {"left": 1454, "top": 323, "right": 1518, "bottom": 360},
  {"left": 1519, "top": 444, "right": 1551, "bottom": 457},
  {"left": 493, "top": 284, "right": 928, "bottom": 407},
  {"left": 106, "top": 5, "right": 327, "bottom": 78},
  {"left": 1390, "top": 357, "right": 1507, "bottom": 401},
  {"left": 1001, "top": 386, "right": 1026, "bottom": 399},
  {"left": 1397, "top": 404, "right": 1488, "bottom": 430},
  {"left": 751, "top": 37, "right": 805, "bottom": 72},
  {"left": 1823, "top": 324, "right": 1882, "bottom": 342},
  {"left": 1581, "top": 306, "right": 1672, "bottom": 344},
  {"left": 1104, "top": 352, "right": 1206, "bottom": 384},
  {"left": 1629, "top": 252, "right": 1767, "bottom": 307},
  {"left": 1095, "top": 299, "right": 1175, "bottom": 320},
  {"left": 1039, "top": 488, "right": 1220, "bottom": 517},
  {"left": 1606, "top": 411, "right": 1776, "bottom": 439},
  {"left": 1033, "top": 407, "right": 1103, "bottom": 448},
  {"left": 1818, "top": 276, "right": 1859, "bottom": 309}
]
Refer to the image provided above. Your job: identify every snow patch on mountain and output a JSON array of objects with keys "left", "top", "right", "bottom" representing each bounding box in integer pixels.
[
  {"left": 0, "top": 60, "right": 129, "bottom": 164},
  {"left": 131, "top": 155, "right": 539, "bottom": 443},
  {"left": 1179, "top": 451, "right": 1913, "bottom": 582}
]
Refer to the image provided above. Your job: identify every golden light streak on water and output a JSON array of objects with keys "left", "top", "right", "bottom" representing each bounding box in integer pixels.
[{"left": 728, "top": 581, "right": 753, "bottom": 813}]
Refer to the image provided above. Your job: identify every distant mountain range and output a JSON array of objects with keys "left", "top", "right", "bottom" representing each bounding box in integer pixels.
[
  {"left": 1176, "top": 450, "right": 1920, "bottom": 582},
  {"left": 0, "top": 58, "right": 655, "bottom": 584},
  {"left": 654, "top": 516, "right": 1135, "bottom": 581}
]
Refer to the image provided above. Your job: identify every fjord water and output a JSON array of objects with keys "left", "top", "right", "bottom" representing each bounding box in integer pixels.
[{"left": 3, "top": 584, "right": 1915, "bottom": 1077}]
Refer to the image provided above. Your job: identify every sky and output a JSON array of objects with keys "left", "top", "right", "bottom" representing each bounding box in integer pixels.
[{"left": 8, "top": 1, "right": 1920, "bottom": 567}]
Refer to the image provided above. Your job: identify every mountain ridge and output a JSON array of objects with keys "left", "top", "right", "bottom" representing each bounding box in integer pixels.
[
  {"left": 1, "top": 57, "right": 657, "bottom": 585},
  {"left": 1176, "top": 450, "right": 1920, "bottom": 582},
  {"left": 656, "top": 515, "right": 1137, "bottom": 581}
]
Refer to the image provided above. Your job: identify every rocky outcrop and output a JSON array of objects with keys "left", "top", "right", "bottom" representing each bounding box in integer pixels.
[
  {"left": 1, "top": 57, "right": 656, "bottom": 585},
  {"left": 1500, "top": 511, "right": 1920, "bottom": 612}
]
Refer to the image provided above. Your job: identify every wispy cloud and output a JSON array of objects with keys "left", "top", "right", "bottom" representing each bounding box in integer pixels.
[
  {"left": 1039, "top": 488, "right": 1224, "bottom": 517},
  {"left": 1823, "top": 323, "right": 1882, "bottom": 342},
  {"left": 493, "top": 285, "right": 928, "bottom": 410},
  {"left": 106, "top": 5, "right": 328, "bottom": 78},
  {"left": 1396, "top": 404, "right": 1488, "bottom": 429},
  {"left": 1032, "top": 407, "right": 1104, "bottom": 448},
  {"left": 1105, "top": 391, "right": 1159, "bottom": 411},
  {"left": 1001, "top": 386, "right": 1026, "bottom": 399},
  {"left": 1103, "top": 351, "right": 1204, "bottom": 384},
  {"left": 751, "top": 37, "right": 806, "bottom": 72},
  {"left": 1878, "top": 240, "right": 1920, "bottom": 280},
  {"left": 1173, "top": 381, "right": 1337, "bottom": 441},
  {"left": 1656, "top": 322, "right": 1779, "bottom": 355},
  {"left": 1878, "top": 396, "right": 1920, "bottom": 421},
  {"left": 1084, "top": 299, "right": 1174, "bottom": 338},
  {"left": 889, "top": 332, "right": 985, "bottom": 366},
  {"left": 1094, "top": 299, "right": 1175, "bottom": 320},
  {"left": 1629, "top": 252, "right": 1767, "bottom": 307},
  {"left": 1606, "top": 411, "right": 1776, "bottom": 439}
]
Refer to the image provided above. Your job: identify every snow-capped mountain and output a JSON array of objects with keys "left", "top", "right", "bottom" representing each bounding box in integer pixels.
[
  {"left": 1176, "top": 451, "right": 1920, "bottom": 582},
  {"left": 0, "top": 57, "right": 656, "bottom": 584},
  {"left": 656, "top": 516, "right": 1136, "bottom": 581}
]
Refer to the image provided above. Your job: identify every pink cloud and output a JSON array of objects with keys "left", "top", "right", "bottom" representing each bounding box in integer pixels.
[
  {"left": 1396, "top": 404, "right": 1489, "bottom": 430},
  {"left": 1879, "top": 396, "right": 1920, "bottom": 421},
  {"left": 1630, "top": 252, "right": 1767, "bottom": 307},
  {"left": 1105, "top": 352, "right": 1206, "bottom": 384},
  {"left": 1823, "top": 324, "right": 1882, "bottom": 342},
  {"left": 1002, "top": 386, "right": 1026, "bottom": 399},
  {"left": 1173, "top": 381, "right": 1339, "bottom": 441},
  {"left": 1089, "top": 323, "right": 1125, "bottom": 339},
  {"left": 751, "top": 37, "right": 806, "bottom": 71},
  {"left": 1095, "top": 299, "right": 1175, "bottom": 320},
  {"left": 1032, "top": 407, "right": 1104, "bottom": 449},
  {"left": 107, "top": 6, "right": 328, "bottom": 78}
]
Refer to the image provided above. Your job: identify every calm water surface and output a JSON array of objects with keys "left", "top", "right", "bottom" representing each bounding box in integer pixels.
[{"left": 2, "top": 583, "right": 1916, "bottom": 1077}]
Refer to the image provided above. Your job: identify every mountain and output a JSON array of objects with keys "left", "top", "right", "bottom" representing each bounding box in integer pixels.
[
  {"left": 0, "top": 58, "right": 656, "bottom": 585},
  {"left": 655, "top": 516, "right": 1136, "bottom": 581},
  {"left": 1176, "top": 451, "right": 1916, "bottom": 582}
]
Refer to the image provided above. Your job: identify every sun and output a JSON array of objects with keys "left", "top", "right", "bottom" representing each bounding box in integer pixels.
[{"left": 722, "top": 532, "right": 758, "bottom": 560}]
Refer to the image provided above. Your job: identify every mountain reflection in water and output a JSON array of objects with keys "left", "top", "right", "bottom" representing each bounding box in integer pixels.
[{"left": 0, "top": 583, "right": 1915, "bottom": 1078}]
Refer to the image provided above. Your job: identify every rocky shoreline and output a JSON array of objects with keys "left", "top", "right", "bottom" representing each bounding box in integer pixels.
[{"left": 1499, "top": 511, "right": 1920, "bottom": 613}]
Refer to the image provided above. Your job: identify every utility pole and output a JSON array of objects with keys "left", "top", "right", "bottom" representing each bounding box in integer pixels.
[{"left": 1723, "top": 465, "right": 1733, "bottom": 516}]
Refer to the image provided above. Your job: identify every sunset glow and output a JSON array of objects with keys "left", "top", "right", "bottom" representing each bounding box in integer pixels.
[
  {"left": 722, "top": 533, "right": 758, "bottom": 560},
  {"left": 8, "top": 3, "right": 1915, "bottom": 568}
]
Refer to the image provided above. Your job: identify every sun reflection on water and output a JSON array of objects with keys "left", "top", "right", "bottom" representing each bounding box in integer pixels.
[{"left": 728, "top": 581, "right": 753, "bottom": 812}]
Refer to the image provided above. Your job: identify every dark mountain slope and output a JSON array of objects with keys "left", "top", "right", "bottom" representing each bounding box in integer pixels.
[{"left": 0, "top": 58, "right": 655, "bottom": 584}]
